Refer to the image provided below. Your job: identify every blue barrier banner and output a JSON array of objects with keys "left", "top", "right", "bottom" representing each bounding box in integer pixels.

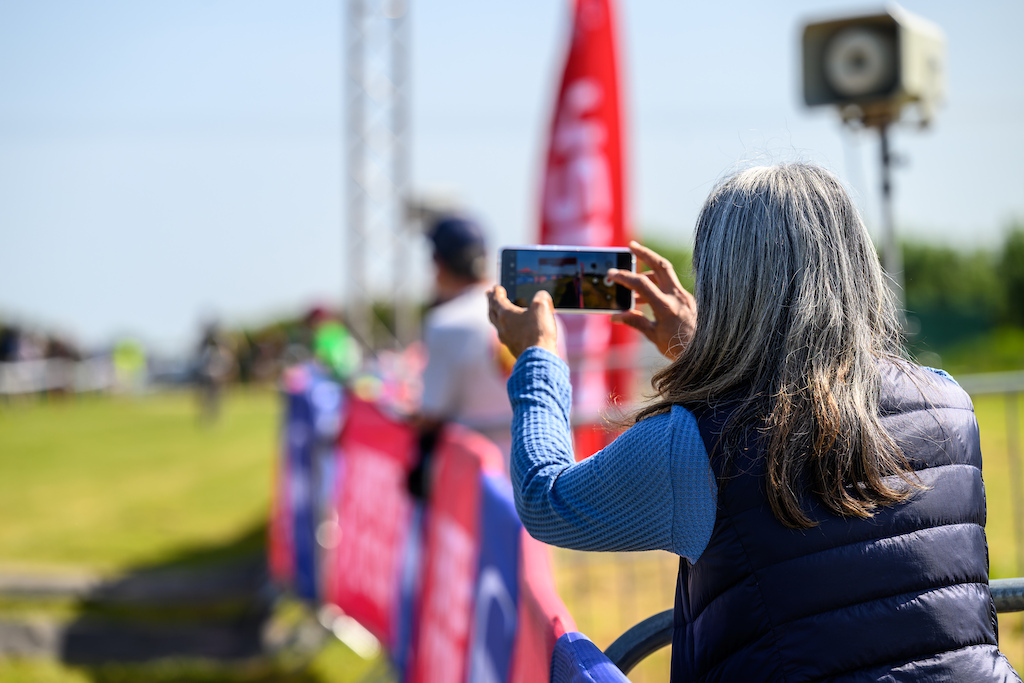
[
  {"left": 308, "top": 369, "right": 344, "bottom": 525},
  {"left": 269, "top": 363, "right": 347, "bottom": 601},
  {"left": 551, "top": 632, "right": 631, "bottom": 683},
  {"left": 391, "top": 501, "right": 424, "bottom": 675},
  {"left": 467, "top": 474, "right": 522, "bottom": 683},
  {"left": 283, "top": 367, "right": 318, "bottom": 600}
]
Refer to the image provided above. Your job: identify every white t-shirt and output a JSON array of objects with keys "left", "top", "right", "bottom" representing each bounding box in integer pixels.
[{"left": 420, "top": 284, "right": 516, "bottom": 459}]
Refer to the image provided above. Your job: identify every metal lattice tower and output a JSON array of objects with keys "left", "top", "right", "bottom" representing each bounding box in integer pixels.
[{"left": 345, "top": 0, "right": 414, "bottom": 350}]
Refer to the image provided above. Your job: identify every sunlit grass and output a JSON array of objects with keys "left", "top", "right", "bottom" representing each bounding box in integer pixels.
[
  {"left": 0, "top": 389, "right": 279, "bottom": 573},
  {"left": 975, "top": 393, "right": 1024, "bottom": 580},
  {"left": 553, "top": 550, "right": 676, "bottom": 682},
  {"left": 976, "top": 392, "right": 1024, "bottom": 673}
]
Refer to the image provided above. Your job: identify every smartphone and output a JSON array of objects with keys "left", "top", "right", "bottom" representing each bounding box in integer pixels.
[{"left": 498, "top": 245, "right": 635, "bottom": 313}]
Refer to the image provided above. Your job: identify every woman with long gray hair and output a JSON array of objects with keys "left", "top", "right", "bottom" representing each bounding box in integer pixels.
[{"left": 488, "top": 163, "right": 1019, "bottom": 681}]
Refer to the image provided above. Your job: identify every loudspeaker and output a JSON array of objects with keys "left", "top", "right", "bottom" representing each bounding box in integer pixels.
[{"left": 802, "top": 7, "right": 945, "bottom": 126}]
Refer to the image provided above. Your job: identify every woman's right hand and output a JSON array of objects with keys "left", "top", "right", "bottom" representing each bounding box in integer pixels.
[
  {"left": 487, "top": 285, "right": 559, "bottom": 359},
  {"left": 608, "top": 241, "right": 696, "bottom": 361}
]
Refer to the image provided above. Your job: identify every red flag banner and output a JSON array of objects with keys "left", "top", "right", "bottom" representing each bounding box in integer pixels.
[{"left": 539, "top": 0, "right": 635, "bottom": 431}]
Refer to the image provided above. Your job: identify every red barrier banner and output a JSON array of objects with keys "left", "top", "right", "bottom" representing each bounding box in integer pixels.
[
  {"left": 408, "top": 425, "right": 504, "bottom": 683},
  {"left": 290, "top": 391, "right": 579, "bottom": 678},
  {"left": 267, "top": 452, "right": 293, "bottom": 585},
  {"left": 325, "top": 398, "right": 417, "bottom": 645},
  {"left": 539, "top": 0, "right": 635, "bottom": 421}
]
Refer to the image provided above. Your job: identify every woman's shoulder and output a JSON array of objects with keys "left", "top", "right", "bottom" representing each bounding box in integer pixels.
[
  {"left": 630, "top": 403, "right": 702, "bottom": 439},
  {"left": 620, "top": 404, "right": 708, "bottom": 467},
  {"left": 879, "top": 359, "right": 974, "bottom": 414},
  {"left": 633, "top": 402, "right": 697, "bottom": 421}
]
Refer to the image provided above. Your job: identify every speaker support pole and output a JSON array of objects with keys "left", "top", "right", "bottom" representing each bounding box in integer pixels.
[{"left": 878, "top": 122, "right": 906, "bottom": 322}]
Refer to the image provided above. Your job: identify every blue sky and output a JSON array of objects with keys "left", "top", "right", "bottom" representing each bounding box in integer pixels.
[{"left": 1, "top": 1, "right": 1021, "bottom": 352}]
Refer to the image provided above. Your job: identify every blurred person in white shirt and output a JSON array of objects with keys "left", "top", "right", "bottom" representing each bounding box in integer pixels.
[{"left": 409, "top": 214, "right": 518, "bottom": 491}]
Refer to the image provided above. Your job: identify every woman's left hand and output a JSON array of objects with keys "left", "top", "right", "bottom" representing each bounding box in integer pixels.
[
  {"left": 487, "top": 286, "right": 559, "bottom": 359},
  {"left": 608, "top": 241, "right": 696, "bottom": 361}
]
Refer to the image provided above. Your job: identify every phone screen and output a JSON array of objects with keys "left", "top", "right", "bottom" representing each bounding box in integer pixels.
[{"left": 499, "top": 247, "right": 635, "bottom": 312}]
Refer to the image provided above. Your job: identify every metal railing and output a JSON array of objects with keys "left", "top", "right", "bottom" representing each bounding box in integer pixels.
[{"left": 603, "top": 578, "right": 1024, "bottom": 675}]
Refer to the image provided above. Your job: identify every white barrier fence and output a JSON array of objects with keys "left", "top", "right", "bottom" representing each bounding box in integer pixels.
[{"left": 0, "top": 358, "right": 115, "bottom": 396}]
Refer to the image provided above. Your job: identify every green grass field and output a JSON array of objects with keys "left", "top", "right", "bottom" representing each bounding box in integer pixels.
[
  {"left": 0, "top": 385, "right": 1021, "bottom": 680},
  {"left": 0, "top": 389, "right": 278, "bottom": 573},
  {"left": 0, "top": 388, "right": 389, "bottom": 682}
]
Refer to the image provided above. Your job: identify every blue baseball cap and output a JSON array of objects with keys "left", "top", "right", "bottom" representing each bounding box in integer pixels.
[{"left": 426, "top": 214, "right": 488, "bottom": 278}]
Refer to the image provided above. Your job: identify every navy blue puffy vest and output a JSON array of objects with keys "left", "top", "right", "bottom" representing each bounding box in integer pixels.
[{"left": 671, "top": 362, "right": 1021, "bottom": 682}]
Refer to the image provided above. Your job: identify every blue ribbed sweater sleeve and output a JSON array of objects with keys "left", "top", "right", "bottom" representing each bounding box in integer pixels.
[{"left": 507, "top": 346, "right": 717, "bottom": 563}]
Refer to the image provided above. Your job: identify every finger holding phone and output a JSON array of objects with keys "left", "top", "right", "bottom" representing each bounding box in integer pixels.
[
  {"left": 608, "top": 241, "right": 696, "bottom": 361},
  {"left": 487, "top": 286, "right": 559, "bottom": 359}
]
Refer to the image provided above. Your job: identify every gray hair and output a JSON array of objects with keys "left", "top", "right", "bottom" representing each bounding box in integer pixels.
[
  {"left": 691, "top": 163, "right": 902, "bottom": 381},
  {"left": 638, "top": 163, "right": 916, "bottom": 528}
]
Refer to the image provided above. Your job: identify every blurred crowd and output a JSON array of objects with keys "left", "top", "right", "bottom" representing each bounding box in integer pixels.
[
  {"left": 0, "top": 325, "right": 80, "bottom": 365},
  {"left": 0, "top": 308, "right": 360, "bottom": 401}
]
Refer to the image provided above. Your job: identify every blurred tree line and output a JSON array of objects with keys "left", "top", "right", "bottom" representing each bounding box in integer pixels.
[{"left": 645, "top": 221, "right": 1024, "bottom": 375}]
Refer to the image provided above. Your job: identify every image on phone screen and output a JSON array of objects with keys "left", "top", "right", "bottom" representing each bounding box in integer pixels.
[{"left": 499, "top": 247, "right": 634, "bottom": 312}]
